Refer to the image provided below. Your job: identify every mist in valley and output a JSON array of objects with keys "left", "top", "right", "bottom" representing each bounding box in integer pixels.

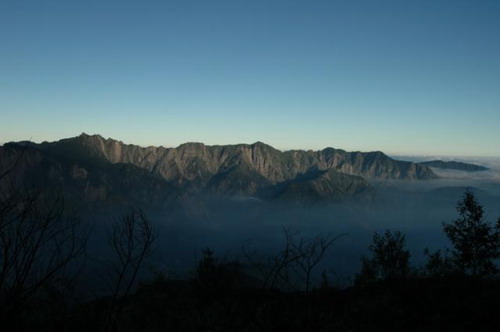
[{"left": 83, "top": 161, "right": 500, "bottom": 288}]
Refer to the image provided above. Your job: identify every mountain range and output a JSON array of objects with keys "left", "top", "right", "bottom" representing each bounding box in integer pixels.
[{"left": 0, "top": 134, "right": 438, "bottom": 208}]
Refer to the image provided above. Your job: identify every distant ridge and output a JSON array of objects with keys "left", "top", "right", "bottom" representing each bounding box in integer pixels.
[
  {"left": 0, "top": 134, "right": 438, "bottom": 206},
  {"left": 417, "top": 160, "right": 488, "bottom": 172}
]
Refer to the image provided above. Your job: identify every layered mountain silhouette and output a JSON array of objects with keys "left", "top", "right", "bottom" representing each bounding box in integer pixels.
[{"left": 0, "top": 134, "right": 438, "bottom": 207}]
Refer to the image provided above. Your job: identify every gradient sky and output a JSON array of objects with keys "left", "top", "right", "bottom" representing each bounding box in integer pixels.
[{"left": 1, "top": 0, "right": 499, "bottom": 156}]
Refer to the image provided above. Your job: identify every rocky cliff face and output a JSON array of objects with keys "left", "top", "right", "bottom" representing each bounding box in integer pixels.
[
  {"left": 0, "top": 134, "right": 438, "bottom": 206},
  {"left": 40, "top": 133, "right": 436, "bottom": 182}
]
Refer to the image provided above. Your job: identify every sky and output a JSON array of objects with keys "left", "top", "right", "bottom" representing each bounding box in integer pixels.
[{"left": 1, "top": 0, "right": 499, "bottom": 156}]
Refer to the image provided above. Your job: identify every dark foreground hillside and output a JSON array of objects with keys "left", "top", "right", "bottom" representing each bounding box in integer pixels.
[{"left": 7, "top": 274, "right": 500, "bottom": 332}]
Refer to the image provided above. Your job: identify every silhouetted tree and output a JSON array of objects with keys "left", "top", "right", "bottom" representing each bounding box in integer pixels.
[
  {"left": 105, "top": 208, "right": 156, "bottom": 330},
  {"left": 0, "top": 154, "right": 87, "bottom": 327},
  {"left": 356, "top": 230, "right": 410, "bottom": 284},
  {"left": 443, "top": 191, "right": 500, "bottom": 277},
  {"left": 108, "top": 209, "right": 156, "bottom": 299},
  {"left": 191, "top": 248, "right": 244, "bottom": 303},
  {"left": 244, "top": 227, "right": 340, "bottom": 292},
  {"left": 422, "top": 248, "right": 454, "bottom": 277}
]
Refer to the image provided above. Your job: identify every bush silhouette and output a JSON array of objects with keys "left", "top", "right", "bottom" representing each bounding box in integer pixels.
[
  {"left": 356, "top": 230, "right": 410, "bottom": 284},
  {"left": 443, "top": 190, "right": 500, "bottom": 277}
]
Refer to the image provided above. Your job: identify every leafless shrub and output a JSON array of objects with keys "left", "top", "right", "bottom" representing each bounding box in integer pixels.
[
  {"left": 0, "top": 153, "right": 87, "bottom": 324},
  {"left": 105, "top": 208, "right": 156, "bottom": 330},
  {"left": 244, "top": 226, "right": 342, "bottom": 293}
]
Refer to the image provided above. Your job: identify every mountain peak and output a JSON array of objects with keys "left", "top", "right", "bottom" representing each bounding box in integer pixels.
[
  {"left": 79, "top": 132, "right": 104, "bottom": 140},
  {"left": 251, "top": 141, "right": 269, "bottom": 146},
  {"left": 251, "top": 141, "right": 277, "bottom": 151},
  {"left": 178, "top": 142, "right": 205, "bottom": 148},
  {"left": 367, "top": 150, "right": 389, "bottom": 158}
]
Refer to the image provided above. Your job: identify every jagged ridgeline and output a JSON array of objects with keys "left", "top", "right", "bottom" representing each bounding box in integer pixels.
[{"left": 0, "top": 134, "right": 437, "bottom": 207}]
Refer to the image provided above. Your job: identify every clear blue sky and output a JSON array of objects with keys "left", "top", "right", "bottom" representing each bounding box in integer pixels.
[{"left": 1, "top": 0, "right": 499, "bottom": 156}]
